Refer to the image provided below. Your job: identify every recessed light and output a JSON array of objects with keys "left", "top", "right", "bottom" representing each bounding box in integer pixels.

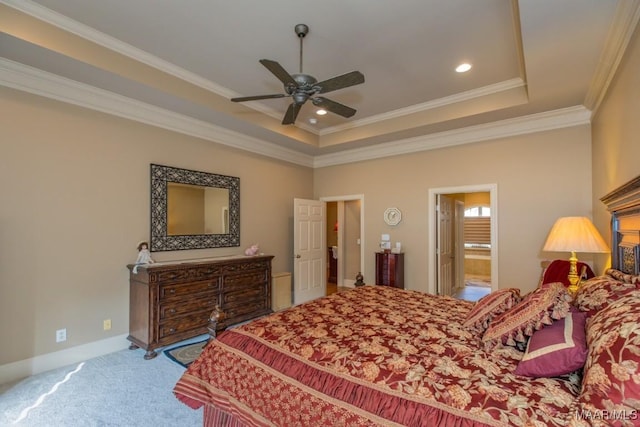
[
  {"left": 456, "top": 63, "right": 472, "bottom": 73},
  {"left": 309, "top": 118, "right": 318, "bottom": 124},
  {"left": 316, "top": 109, "right": 327, "bottom": 115}
]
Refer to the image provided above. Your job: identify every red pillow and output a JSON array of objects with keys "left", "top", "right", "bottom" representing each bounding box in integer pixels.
[
  {"left": 514, "top": 308, "right": 587, "bottom": 377},
  {"left": 572, "top": 290, "right": 640, "bottom": 421},
  {"left": 573, "top": 275, "right": 637, "bottom": 316},
  {"left": 463, "top": 288, "right": 521, "bottom": 333},
  {"left": 482, "top": 283, "right": 571, "bottom": 350}
]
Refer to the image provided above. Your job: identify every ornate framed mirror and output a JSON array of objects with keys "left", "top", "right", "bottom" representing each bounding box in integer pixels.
[{"left": 150, "top": 164, "right": 240, "bottom": 251}]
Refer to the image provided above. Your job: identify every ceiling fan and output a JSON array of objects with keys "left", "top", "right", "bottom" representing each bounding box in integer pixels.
[{"left": 230, "top": 24, "right": 365, "bottom": 125}]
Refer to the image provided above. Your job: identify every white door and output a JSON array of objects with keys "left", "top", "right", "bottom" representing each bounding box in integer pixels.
[
  {"left": 293, "top": 198, "right": 326, "bottom": 305},
  {"left": 436, "top": 194, "right": 455, "bottom": 296}
]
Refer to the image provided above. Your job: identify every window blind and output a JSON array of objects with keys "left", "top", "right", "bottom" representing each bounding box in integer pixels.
[{"left": 464, "top": 217, "right": 491, "bottom": 245}]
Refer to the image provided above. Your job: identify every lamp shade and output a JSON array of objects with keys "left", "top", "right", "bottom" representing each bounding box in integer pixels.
[{"left": 542, "top": 216, "right": 609, "bottom": 253}]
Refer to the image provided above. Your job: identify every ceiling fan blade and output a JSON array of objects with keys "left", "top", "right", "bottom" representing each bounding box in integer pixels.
[
  {"left": 315, "top": 71, "right": 364, "bottom": 94},
  {"left": 282, "top": 103, "right": 302, "bottom": 125},
  {"left": 259, "top": 59, "right": 297, "bottom": 87},
  {"left": 230, "top": 93, "right": 287, "bottom": 102},
  {"left": 312, "top": 97, "right": 356, "bottom": 118}
]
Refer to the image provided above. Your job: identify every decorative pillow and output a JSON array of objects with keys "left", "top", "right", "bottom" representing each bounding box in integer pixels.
[
  {"left": 463, "top": 288, "right": 522, "bottom": 333},
  {"left": 573, "top": 274, "right": 637, "bottom": 316},
  {"left": 605, "top": 268, "right": 640, "bottom": 285},
  {"left": 482, "top": 282, "right": 571, "bottom": 350},
  {"left": 571, "top": 290, "right": 640, "bottom": 423},
  {"left": 514, "top": 308, "right": 587, "bottom": 378}
]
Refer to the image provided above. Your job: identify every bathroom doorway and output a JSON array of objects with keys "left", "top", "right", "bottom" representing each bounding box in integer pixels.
[
  {"left": 322, "top": 195, "right": 364, "bottom": 295},
  {"left": 428, "top": 184, "right": 498, "bottom": 299}
]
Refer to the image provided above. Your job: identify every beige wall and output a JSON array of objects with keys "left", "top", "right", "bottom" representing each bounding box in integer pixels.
[
  {"left": 314, "top": 125, "right": 593, "bottom": 294},
  {"left": 591, "top": 24, "right": 640, "bottom": 274},
  {"left": 0, "top": 87, "right": 313, "bottom": 366}
]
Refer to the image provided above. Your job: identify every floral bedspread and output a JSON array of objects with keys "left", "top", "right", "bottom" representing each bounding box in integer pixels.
[{"left": 174, "top": 286, "right": 581, "bottom": 426}]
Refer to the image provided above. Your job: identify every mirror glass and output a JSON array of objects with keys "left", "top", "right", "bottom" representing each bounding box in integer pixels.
[
  {"left": 151, "top": 164, "right": 240, "bottom": 251},
  {"left": 167, "top": 183, "right": 229, "bottom": 235}
]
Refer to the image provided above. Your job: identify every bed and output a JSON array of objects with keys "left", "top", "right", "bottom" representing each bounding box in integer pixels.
[{"left": 174, "top": 176, "right": 640, "bottom": 427}]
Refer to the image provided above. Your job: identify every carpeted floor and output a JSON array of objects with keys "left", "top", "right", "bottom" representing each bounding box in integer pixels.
[{"left": 0, "top": 336, "right": 206, "bottom": 426}]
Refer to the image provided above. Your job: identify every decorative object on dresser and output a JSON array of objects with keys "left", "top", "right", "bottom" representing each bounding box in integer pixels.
[
  {"left": 127, "top": 255, "right": 273, "bottom": 359},
  {"left": 375, "top": 251, "right": 404, "bottom": 288},
  {"left": 244, "top": 244, "right": 259, "bottom": 256},
  {"left": 132, "top": 241, "right": 154, "bottom": 274}
]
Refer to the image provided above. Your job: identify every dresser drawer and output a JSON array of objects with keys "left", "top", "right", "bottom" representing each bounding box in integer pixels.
[
  {"left": 224, "top": 298, "right": 269, "bottom": 321},
  {"left": 159, "top": 292, "right": 218, "bottom": 320},
  {"left": 150, "top": 265, "right": 222, "bottom": 285},
  {"left": 222, "top": 286, "right": 267, "bottom": 308},
  {"left": 223, "top": 260, "right": 270, "bottom": 274},
  {"left": 158, "top": 310, "right": 210, "bottom": 339},
  {"left": 159, "top": 279, "right": 220, "bottom": 300},
  {"left": 222, "top": 271, "right": 267, "bottom": 291}
]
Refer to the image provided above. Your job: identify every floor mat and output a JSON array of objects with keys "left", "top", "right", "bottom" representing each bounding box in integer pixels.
[{"left": 164, "top": 340, "right": 208, "bottom": 368}]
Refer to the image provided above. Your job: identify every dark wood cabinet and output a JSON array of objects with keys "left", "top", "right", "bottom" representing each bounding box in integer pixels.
[
  {"left": 127, "top": 255, "right": 273, "bottom": 359},
  {"left": 375, "top": 252, "right": 404, "bottom": 289},
  {"left": 328, "top": 247, "right": 337, "bottom": 283}
]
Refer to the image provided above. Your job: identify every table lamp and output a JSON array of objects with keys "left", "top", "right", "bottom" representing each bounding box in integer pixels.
[{"left": 542, "top": 216, "right": 609, "bottom": 294}]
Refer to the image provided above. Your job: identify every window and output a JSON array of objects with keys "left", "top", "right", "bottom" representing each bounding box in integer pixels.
[
  {"left": 464, "top": 205, "right": 491, "bottom": 248},
  {"left": 464, "top": 206, "right": 491, "bottom": 217}
]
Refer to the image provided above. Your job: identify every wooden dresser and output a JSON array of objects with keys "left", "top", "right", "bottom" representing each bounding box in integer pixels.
[
  {"left": 127, "top": 255, "right": 273, "bottom": 359},
  {"left": 375, "top": 252, "right": 404, "bottom": 289}
]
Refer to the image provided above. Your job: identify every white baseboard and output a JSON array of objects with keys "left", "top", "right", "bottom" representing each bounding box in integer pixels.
[{"left": 0, "top": 333, "right": 129, "bottom": 386}]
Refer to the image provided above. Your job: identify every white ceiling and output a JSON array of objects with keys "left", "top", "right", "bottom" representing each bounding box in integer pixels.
[{"left": 1, "top": 0, "right": 639, "bottom": 165}]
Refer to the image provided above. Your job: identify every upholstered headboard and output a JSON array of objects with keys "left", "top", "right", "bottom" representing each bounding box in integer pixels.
[{"left": 601, "top": 175, "right": 640, "bottom": 274}]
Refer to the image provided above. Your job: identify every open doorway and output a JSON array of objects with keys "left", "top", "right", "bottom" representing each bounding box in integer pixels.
[
  {"left": 427, "top": 184, "right": 498, "bottom": 300},
  {"left": 321, "top": 195, "right": 364, "bottom": 296}
]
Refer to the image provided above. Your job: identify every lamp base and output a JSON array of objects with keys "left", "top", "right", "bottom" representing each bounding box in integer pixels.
[{"left": 567, "top": 251, "right": 580, "bottom": 295}]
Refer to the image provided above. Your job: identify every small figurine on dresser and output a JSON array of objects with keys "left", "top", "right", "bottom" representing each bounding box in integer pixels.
[
  {"left": 133, "top": 241, "right": 154, "bottom": 274},
  {"left": 244, "top": 244, "right": 260, "bottom": 256}
]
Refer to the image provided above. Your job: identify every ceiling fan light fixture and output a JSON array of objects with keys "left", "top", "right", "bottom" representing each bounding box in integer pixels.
[
  {"left": 456, "top": 63, "right": 472, "bottom": 73},
  {"left": 229, "top": 24, "right": 364, "bottom": 125}
]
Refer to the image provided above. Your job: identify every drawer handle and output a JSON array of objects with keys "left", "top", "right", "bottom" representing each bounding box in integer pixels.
[
  {"left": 169, "top": 289, "right": 176, "bottom": 294},
  {"left": 169, "top": 328, "right": 176, "bottom": 333},
  {"left": 169, "top": 308, "right": 176, "bottom": 314}
]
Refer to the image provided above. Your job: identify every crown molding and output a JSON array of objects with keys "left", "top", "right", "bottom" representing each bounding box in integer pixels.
[
  {"left": 1, "top": 58, "right": 592, "bottom": 169},
  {"left": 1, "top": 0, "right": 321, "bottom": 136},
  {"left": 0, "top": 59, "right": 314, "bottom": 167},
  {"left": 320, "top": 78, "right": 526, "bottom": 136},
  {"left": 584, "top": 0, "right": 640, "bottom": 114},
  {"left": 313, "top": 106, "right": 592, "bottom": 168},
  {"left": 1, "top": 0, "right": 236, "bottom": 98}
]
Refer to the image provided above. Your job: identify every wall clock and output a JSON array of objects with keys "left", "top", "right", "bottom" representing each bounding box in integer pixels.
[{"left": 383, "top": 207, "right": 402, "bottom": 226}]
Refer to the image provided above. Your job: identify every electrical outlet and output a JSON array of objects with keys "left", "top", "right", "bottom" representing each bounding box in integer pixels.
[
  {"left": 56, "top": 328, "right": 67, "bottom": 343},
  {"left": 103, "top": 319, "right": 111, "bottom": 331}
]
